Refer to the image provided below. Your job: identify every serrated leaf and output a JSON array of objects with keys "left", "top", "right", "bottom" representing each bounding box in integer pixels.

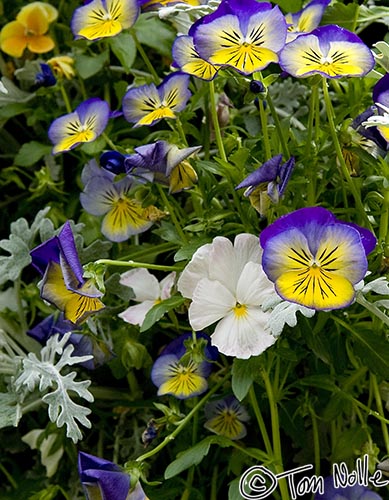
[
  {"left": 0, "top": 77, "right": 34, "bottom": 106},
  {"left": 140, "top": 295, "right": 185, "bottom": 332},
  {"left": 0, "top": 235, "right": 31, "bottom": 285},
  {"left": 109, "top": 33, "right": 137, "bottom": 73},
  {"left": 15, "top": 334, "right": 94, "bottom": 443},
  {"left": 164, "top": 435, "right": 231, "bottom": 479},
  {"left": 14, "top": 141, "right": 52, "bottom": 167},
  {"left": 0, "top": 392, "right": 21, "bottom": 429},
  {"left": 231, "top": 357, "right": 261, "bottom": 401}
]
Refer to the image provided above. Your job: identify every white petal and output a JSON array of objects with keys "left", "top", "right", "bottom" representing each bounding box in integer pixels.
[
  {"left": 208, "top": 237, "right": 237, "bottom": 293},
  {"left": 189, "top": 278, "right": 235, "bottom": 330},
  {"left": 211, "top": 307, "right": 276, "bottom": 359},
  {"left": 177, "top": 243, "right": 213, "bottom": 298},
  {"left": 160, "top": 272, "right": 176, "bottom": 300},
  {"left": 119, "top": 268, "right": 160, "bottom": 301},
  {"left": 233, "top": 233, "right": 263, "bottom": 274},
  {"left": 236, "top": 261, "right": 276, "bottom": 306},
  {"left": 118, "top": 301, "right": 155, "bottom": 326}
]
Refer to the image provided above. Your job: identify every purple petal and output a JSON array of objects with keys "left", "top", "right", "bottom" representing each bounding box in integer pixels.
[
  {"left": 260, "top": 207, "right": 336, "bottom": 251},
  {"left": 373, "top": 72, "right": 389, "bottom": 108},
  {"left": 58, "top": 221, "right": 84, "bottom": 286},
  {"left": 236, "top": 154, "right": 283, "bottom": 190},
  {"left": 76, "top": 97, "right": 110, "bottom": 134},
  {"left": 30, "top": 237, "right": 61, "bottom": 275}
]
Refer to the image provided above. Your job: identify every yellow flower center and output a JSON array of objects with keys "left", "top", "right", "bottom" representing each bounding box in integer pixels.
[{"left": 233, "top": 303, "right": 248, "bottom": 318}]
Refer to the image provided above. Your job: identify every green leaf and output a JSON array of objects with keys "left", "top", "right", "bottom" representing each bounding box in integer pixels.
[
  {"left": 352, "top": 328, "right": 389, "bottom": 379},
  {"left": 322, "top": 3, "right": 359, "bottom": 30},
  {"left": 0, "top": 77, "right": 34, "bottom": 106},
  {"left": 174, "top": 237, "right": 211, "bottom": 262},
  {"left": 14, "top": 141, "right": 52, "bottom": 167},
  {"left": 140, "top": 295, "right": 185, "bottom": 332},
  {"left": 0, "top": 102, "right": 32, "bottom": 119},
  {"left": 231, "top": 357, "right": 262, "bottom": 401},
  {"left": 134, "top": 16, "right": 176, "bottom": 57},
  {"left": 164, "top": 436, "right": 231, "bottom": 479},
  {"left": 109, "top": 33, "right": 137, "bottom": 73},
  {"left": 75, "top": 50, "right": 109, "bottom": 79}
]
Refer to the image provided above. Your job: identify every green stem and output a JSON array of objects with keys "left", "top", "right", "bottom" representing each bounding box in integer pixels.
[
  {"left": 131, "top": 31, "right": 160, "bottom": 84},
  {"left": 379, "top": 184, "right": 389, "bottom": 258},
  {"left": 305, "top": 83, "right": 319, "bottom": 205},
  {"left": 249, "top": 385, "right": 273, "bottom": 457},
  {"left": 136, "top": 371, "right": 230, "bottom": 463},
  {"left": 309, "top": 406, "right": 321, "bottom": 476},
  {"left": 261, "top": 365, "right": 290, "bottom": 500},
  {"left": 0, "top": 463, "right": 18, "bottom": 490},
  {"left": 322, "top": 79, "right": 372, "bottom": 230},
  {"left": 157, "top": 184, "right": 189, "bottom": 244},
  {"left": 266, "top": 91, "right": 289, "bottom": 158},
  {"left": 94, "top": 259, "right": 182, "bottom": 272},
  {"left": 371, "top": 373, "right": 389, "bottom": 454},
  {"left": 355, "top": 294, "right": 389, "bottom": 327},
  {"left": 210, "top": 465, "right": 218, "bottom": 500},
  {"left": 59, "top": 84, "right": 72, "bottom": 113},
  {"left": 209, "top": 80, "right": 227, "bottom": 163},
  {"left": 102, "top": 132, "right": 117, "bottom": 151},
  {"left": 258, "top": 98, "right": 272, "bottom": 160}
]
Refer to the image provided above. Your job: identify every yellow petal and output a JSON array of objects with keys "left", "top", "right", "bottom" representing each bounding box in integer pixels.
[{"left": 275, "top": 268, "right": 355, "bottom": 310}]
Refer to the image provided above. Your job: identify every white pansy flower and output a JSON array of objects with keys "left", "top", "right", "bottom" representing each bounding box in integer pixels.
[
  {"left": 177, "top": 234, "right": 278, "bottom": 359},
  {"left": 118, "top": 268, "right": 176, "bottom": 326}
]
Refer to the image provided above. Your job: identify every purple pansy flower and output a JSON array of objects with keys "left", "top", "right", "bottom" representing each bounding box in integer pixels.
[
  {"left": 122, "top": 72, "right": 191, "bottom": 127},
  {"left": 191, "top": 0, "right": 287, "bottom": 75},
  {"left": 30, "top": 221, "right": 105, "bottom": 324},
  {"left": 236, "top": 154, "right": 295, "bottom": 215},
  {"left": 260, "top": 207, "right": 377, "bottom": 311},
  {"left": 124, "top": 140, "right": 200, "bottom": 193},
  {"left": 151, "top": 332, "right": 219, "bottom": 399},
  {"left": 78, "top": 451, "right": 148, "bottom": 500},
  {"left": 285, "top": 0, "right": 331, "bottom": 42},
  {"left": 362, "top": 73, "right": 389, "bottom": 144},
  {"left": 48, "top": 98, "right": 110, "bottom": 154},
  {"left": 279, "top": 25, "right": 375, "bottom": 78}
]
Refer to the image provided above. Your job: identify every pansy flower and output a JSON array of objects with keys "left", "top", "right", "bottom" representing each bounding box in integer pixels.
[
  {"left": 151, "top": 332, "right": 219, "bottom": 399},
  {"left": 279, "top": 25, "right": 375, "bottom": 79},
  {"left": 204, "top": 395, "right": 250, "bottom": 440},
  {"left": 260, "top": 207, "right": 377, "bottom": 311},
  {"left": 177, "top": 234, "right": 278, "bottom": 359},
  {"left": 30, "top": 221, "right": 105, "bottom": 324},
  {"left": 80, "top": 160, "right": 164, "bottom": 242},
  {"left": 71, "top": 0, "right": 140, "bottom": 41},
  {"left": 47, "top": 55, "right": 76, "bottom": 80},
  {"left": 48, "top": 98, "right": 110, "bottom": 155},
  {"left": 0, "top": 2, "right": 58, "bottom": 58},
  {"left": 191, "top": 0, "right": 287, "bottom": 75},
  {"left": 118, "top": 268, "right": 176, "bottom": 326},
  {"left": 236, "top": 155, "right": 295, "bottom": 216},
  {"left": 285, "top": 0, "right": 331, "bottom": 42},
  {"left": 122, "top": 72, "right": 191, "bottom": 127},
  {"left": 78, "top": 451, "right": 149, "bottom": 500},
  {"left": 172, "top": 26, "right": 219, "bottom": 80},
  {"left": 125, "top": 140, "right": 200, "bottom": 193},
  {"left": 27, "top": 314, "right": 112, "bottom": 370},
  {"left": 314, "top": 476, "right": 383, "bottom": 500},
  {"left": 362, "top": 73, "right": 389, "bottom": 144}
]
